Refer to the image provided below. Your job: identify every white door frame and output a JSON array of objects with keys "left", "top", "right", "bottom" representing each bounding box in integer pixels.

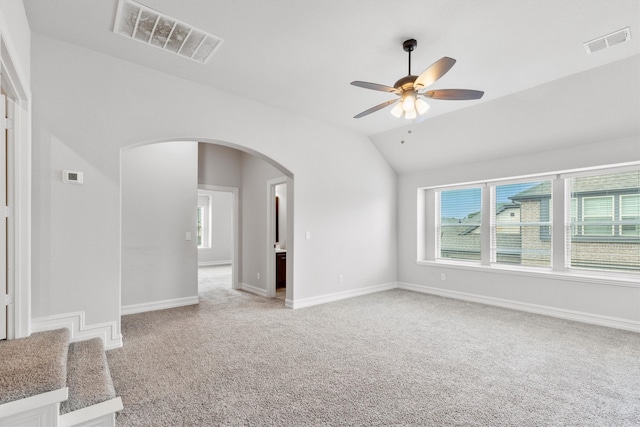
[
  {"left": 1, "top": 26, "right": 32, "bottom": 339},
  {"left": 266, "top": 177, "right": 287, "bottom": 298},
  {"left": 1, "top": 94, "right": 6, "bottom": 340},
  {"left": 197, "top": 185, "right": 239, "bottom": 290}
]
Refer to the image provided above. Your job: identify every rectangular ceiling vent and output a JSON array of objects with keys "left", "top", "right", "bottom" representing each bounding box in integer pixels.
[
  {"left": 114, "top": 0, "right": 223, "bottom": 64},
  {"left": 583, "top": 27, "right": 631, "bottom": 54}
]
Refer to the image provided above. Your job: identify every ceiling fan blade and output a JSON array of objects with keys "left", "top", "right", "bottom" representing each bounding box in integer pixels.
[
  {"left": 351, "top": 81, "right": 401, "bottom": 94},
  {"left": 354, "top": 99, "right": 398, "bottom": 119},
  {"left": 422, "top": 89, "right": 484, "bottom": 100},
  {"left": 413, "top": 57, "right": 457, "bottom": 90}
]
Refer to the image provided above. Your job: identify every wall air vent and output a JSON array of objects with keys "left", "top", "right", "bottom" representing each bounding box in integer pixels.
[
  {"left": 583, "top": 27, "right": 631, "bottom": 54},
  {"left": 114, "top": 0, "right": 223, "bottom": 64}
]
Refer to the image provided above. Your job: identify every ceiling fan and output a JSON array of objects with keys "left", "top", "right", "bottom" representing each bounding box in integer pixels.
[{"left": 351, "top": 39, "right": 484, "bottom": 120}]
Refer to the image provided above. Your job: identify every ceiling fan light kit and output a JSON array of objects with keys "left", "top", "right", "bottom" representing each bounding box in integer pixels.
[{"left": 351, "top": 39, "right": 484, "bottom": 120}]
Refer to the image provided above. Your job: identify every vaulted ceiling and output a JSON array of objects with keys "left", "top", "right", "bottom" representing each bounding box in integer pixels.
[{"left": 23, "top": 0, "right": 640, "bottom": 173}]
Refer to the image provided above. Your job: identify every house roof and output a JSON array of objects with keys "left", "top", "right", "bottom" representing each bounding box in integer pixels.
[
  {"left": 510, "top": 182, "right": 552, "bottom": 201},
  {"left": 510, "top": 171, "right": 639, "bottom": 201}
]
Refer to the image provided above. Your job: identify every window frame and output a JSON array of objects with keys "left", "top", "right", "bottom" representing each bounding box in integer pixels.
[
  {"left": 580, "top": 195, "right": 615, "bottom": 237},
  {"left": 620, "top": 194, "right": 640, "bottom": 237},
  {"left": 418, "top": 163, "right": 640, "bottom": 281},
  {"left": 490, "top": 180, "right": 553, "bottom": 268},
  {"left": 435, "top": 186, "right": 483, "bottom": 264}
]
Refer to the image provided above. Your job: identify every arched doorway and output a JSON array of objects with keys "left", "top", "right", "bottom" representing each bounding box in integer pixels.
[{"left": 120, "top": 139, "right": 294, "bottom": 315}]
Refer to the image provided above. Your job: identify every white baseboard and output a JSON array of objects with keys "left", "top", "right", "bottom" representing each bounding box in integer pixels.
[
  {"left": 290, "top": 282, "right": 397, "bottom": 309},
  {"left": 31, "top": 312, "right": 123, "bottom": 350},
  {"left": 198, "top": 260, "right": 232, "bottom": 267},
  {"left": 397, "top": 282, "right": 640, "bottom": 333},
  {"left": 121, "top": 296, "right": 199, "bottom": 316},
  {"left": 239, "top": 283, "right": 268, "bottom": 297}
]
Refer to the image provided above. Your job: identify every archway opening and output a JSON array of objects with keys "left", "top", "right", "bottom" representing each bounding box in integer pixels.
[{"left": 120, "top": 138, "right": 294, "bottom": 316}]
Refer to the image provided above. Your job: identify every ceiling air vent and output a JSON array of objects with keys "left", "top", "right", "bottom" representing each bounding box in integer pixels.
[
  {"left": 114, "top": 0, "right": 223, "bottom": 64},
  {"left": 583, "top": 27, "right": 631, "bottom": 54}
]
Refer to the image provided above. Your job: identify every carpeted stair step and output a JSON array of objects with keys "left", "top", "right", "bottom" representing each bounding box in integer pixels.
[
  {"left": 60, "top": 338, "right": 117, "bottom": 415},
  {"left": 0, "top": 328, "right": 70, "bottom": 405}
]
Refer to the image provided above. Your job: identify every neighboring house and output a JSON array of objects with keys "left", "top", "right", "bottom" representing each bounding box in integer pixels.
[
  {"left": 514, "top": 172, "right": 640, "bottom": 271},
  {"left": 440, "top": 203, "right": 521, "bottom": 262}
]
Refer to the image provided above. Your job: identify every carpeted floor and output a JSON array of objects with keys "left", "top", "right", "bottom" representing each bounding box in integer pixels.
[
  {"left": 107, "top": 276, "right": 640, "bottom": 426},
  {"left": 197, "top": 265, "right": 233, "bottom": 301}
]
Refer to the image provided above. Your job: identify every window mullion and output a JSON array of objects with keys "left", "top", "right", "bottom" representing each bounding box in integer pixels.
[
  {"left": 481, "top": 185, "right": 491, "bottom": 265},
  {"left": 552, "top": 177, "right": 565, "bottom": 272},
  {"left": 489, "top": 186, "right": 497, "bottom": 264}
]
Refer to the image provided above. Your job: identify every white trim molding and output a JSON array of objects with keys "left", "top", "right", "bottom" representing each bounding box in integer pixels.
[
  {"left": 397, "top": 282, "right": 640, "bottom": 333},
  {"left": 239, "top": 282, "right": 268, "bottom": 297},
  {"left": 289, "top": 282, "right": 396, "bottom": 309},
  {"left": 58, "top": 397, "right": 122, "bottom": 427},
  {"left": 0, "top": 388, "right": 67, "bottom": 426},
  {"left": 31, "top": 312, "right": 122, "bottom": 350},
  {"left": 121, "top": 296, "right": 199, "bottom": 316}
]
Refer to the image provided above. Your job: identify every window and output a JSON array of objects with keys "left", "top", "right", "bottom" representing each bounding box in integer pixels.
[
  {"left": 581, "top": 196, "right": 614, "bottom": 236},
  {"left": 197, "top": 194, "right": 211, "bottom": 249},
  {"left": 568, "top": 170, "right": 640, "bottom": 271},
  {"left": 493, "top": 180, "right": 552, "bottom": 267},
  {"left": 621, "top": 195, "right": 640, "bottom": 237},
  {"left": 436, "top": 187, "right": 482, "bottom": 261},
  {"left": 423, "top": 164, "right": 640, "bottom": 275}
]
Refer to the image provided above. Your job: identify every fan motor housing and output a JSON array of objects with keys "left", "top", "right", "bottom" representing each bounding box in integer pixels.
[{"left": 394, "top": 75, "right": 418, "bottom": 92}]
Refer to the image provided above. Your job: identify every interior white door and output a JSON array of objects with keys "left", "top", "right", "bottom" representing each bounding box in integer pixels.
[{"left": 0, "top": 94, "right": 7, "bottom": 340}]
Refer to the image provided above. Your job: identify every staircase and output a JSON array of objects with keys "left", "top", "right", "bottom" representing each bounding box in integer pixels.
[{"left": 0, "top": 328, "right": 122, "bottom": 427}]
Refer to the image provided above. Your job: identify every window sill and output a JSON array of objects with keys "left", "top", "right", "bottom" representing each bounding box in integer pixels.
[{"left": 416, "top": 259, "right": 640, "bottom": 288}]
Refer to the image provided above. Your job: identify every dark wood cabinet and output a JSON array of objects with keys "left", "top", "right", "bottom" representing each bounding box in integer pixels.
[{"left": 276, "top": 251, "right": 286, "bottom": 289}]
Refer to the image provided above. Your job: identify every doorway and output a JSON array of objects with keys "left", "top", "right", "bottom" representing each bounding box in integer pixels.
[
  {"left": 267, "top": 177, "right": 287, "bottom": 300},
  {"left": 197, "top": 185, "right": 239, "bottom": 298}
]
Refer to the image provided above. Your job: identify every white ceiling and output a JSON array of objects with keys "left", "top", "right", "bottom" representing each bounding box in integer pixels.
[{"left": 23, "top": 0, "right": 640, "bottom": 173}]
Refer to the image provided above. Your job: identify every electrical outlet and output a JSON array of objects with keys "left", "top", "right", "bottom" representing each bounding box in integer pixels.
[
  {"left": 440, "top": 273, "right": 446, "bottom": 281},
  {"left": 257, "top": 272, "right": 260, "bottom": 280},
  {"left": 338, "top": 274, "right": 344, "bottom": 283}
]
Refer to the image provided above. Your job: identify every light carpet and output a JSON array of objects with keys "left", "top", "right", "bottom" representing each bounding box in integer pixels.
[
  {"left": 107, "top": 277, "right": 640, "bottom": 426},
  {"left": 0, "top": 328, "right": 70, "bottom": 404}
]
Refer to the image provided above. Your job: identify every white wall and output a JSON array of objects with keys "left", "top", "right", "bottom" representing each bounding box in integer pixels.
[
  {"left": 0, "top": 0, "right": 31, "bottom": 84},
  {"left": 240, "top": 153, "right": 285, "bottom": 292},
  {"left": 197, "top": 143, "right": 242, "bottom": 188},
  {"left": 197, "top": 190, "right": 233, "bottom": 266},
  {"left": 398, "top": 136, "right": 640, "bottom": 327},
  {"left": 30, "top": 35, "right": 397, "bottom": 336},
  {"left": 121, "top": 141, "right": 198, "bottom": 307}
]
